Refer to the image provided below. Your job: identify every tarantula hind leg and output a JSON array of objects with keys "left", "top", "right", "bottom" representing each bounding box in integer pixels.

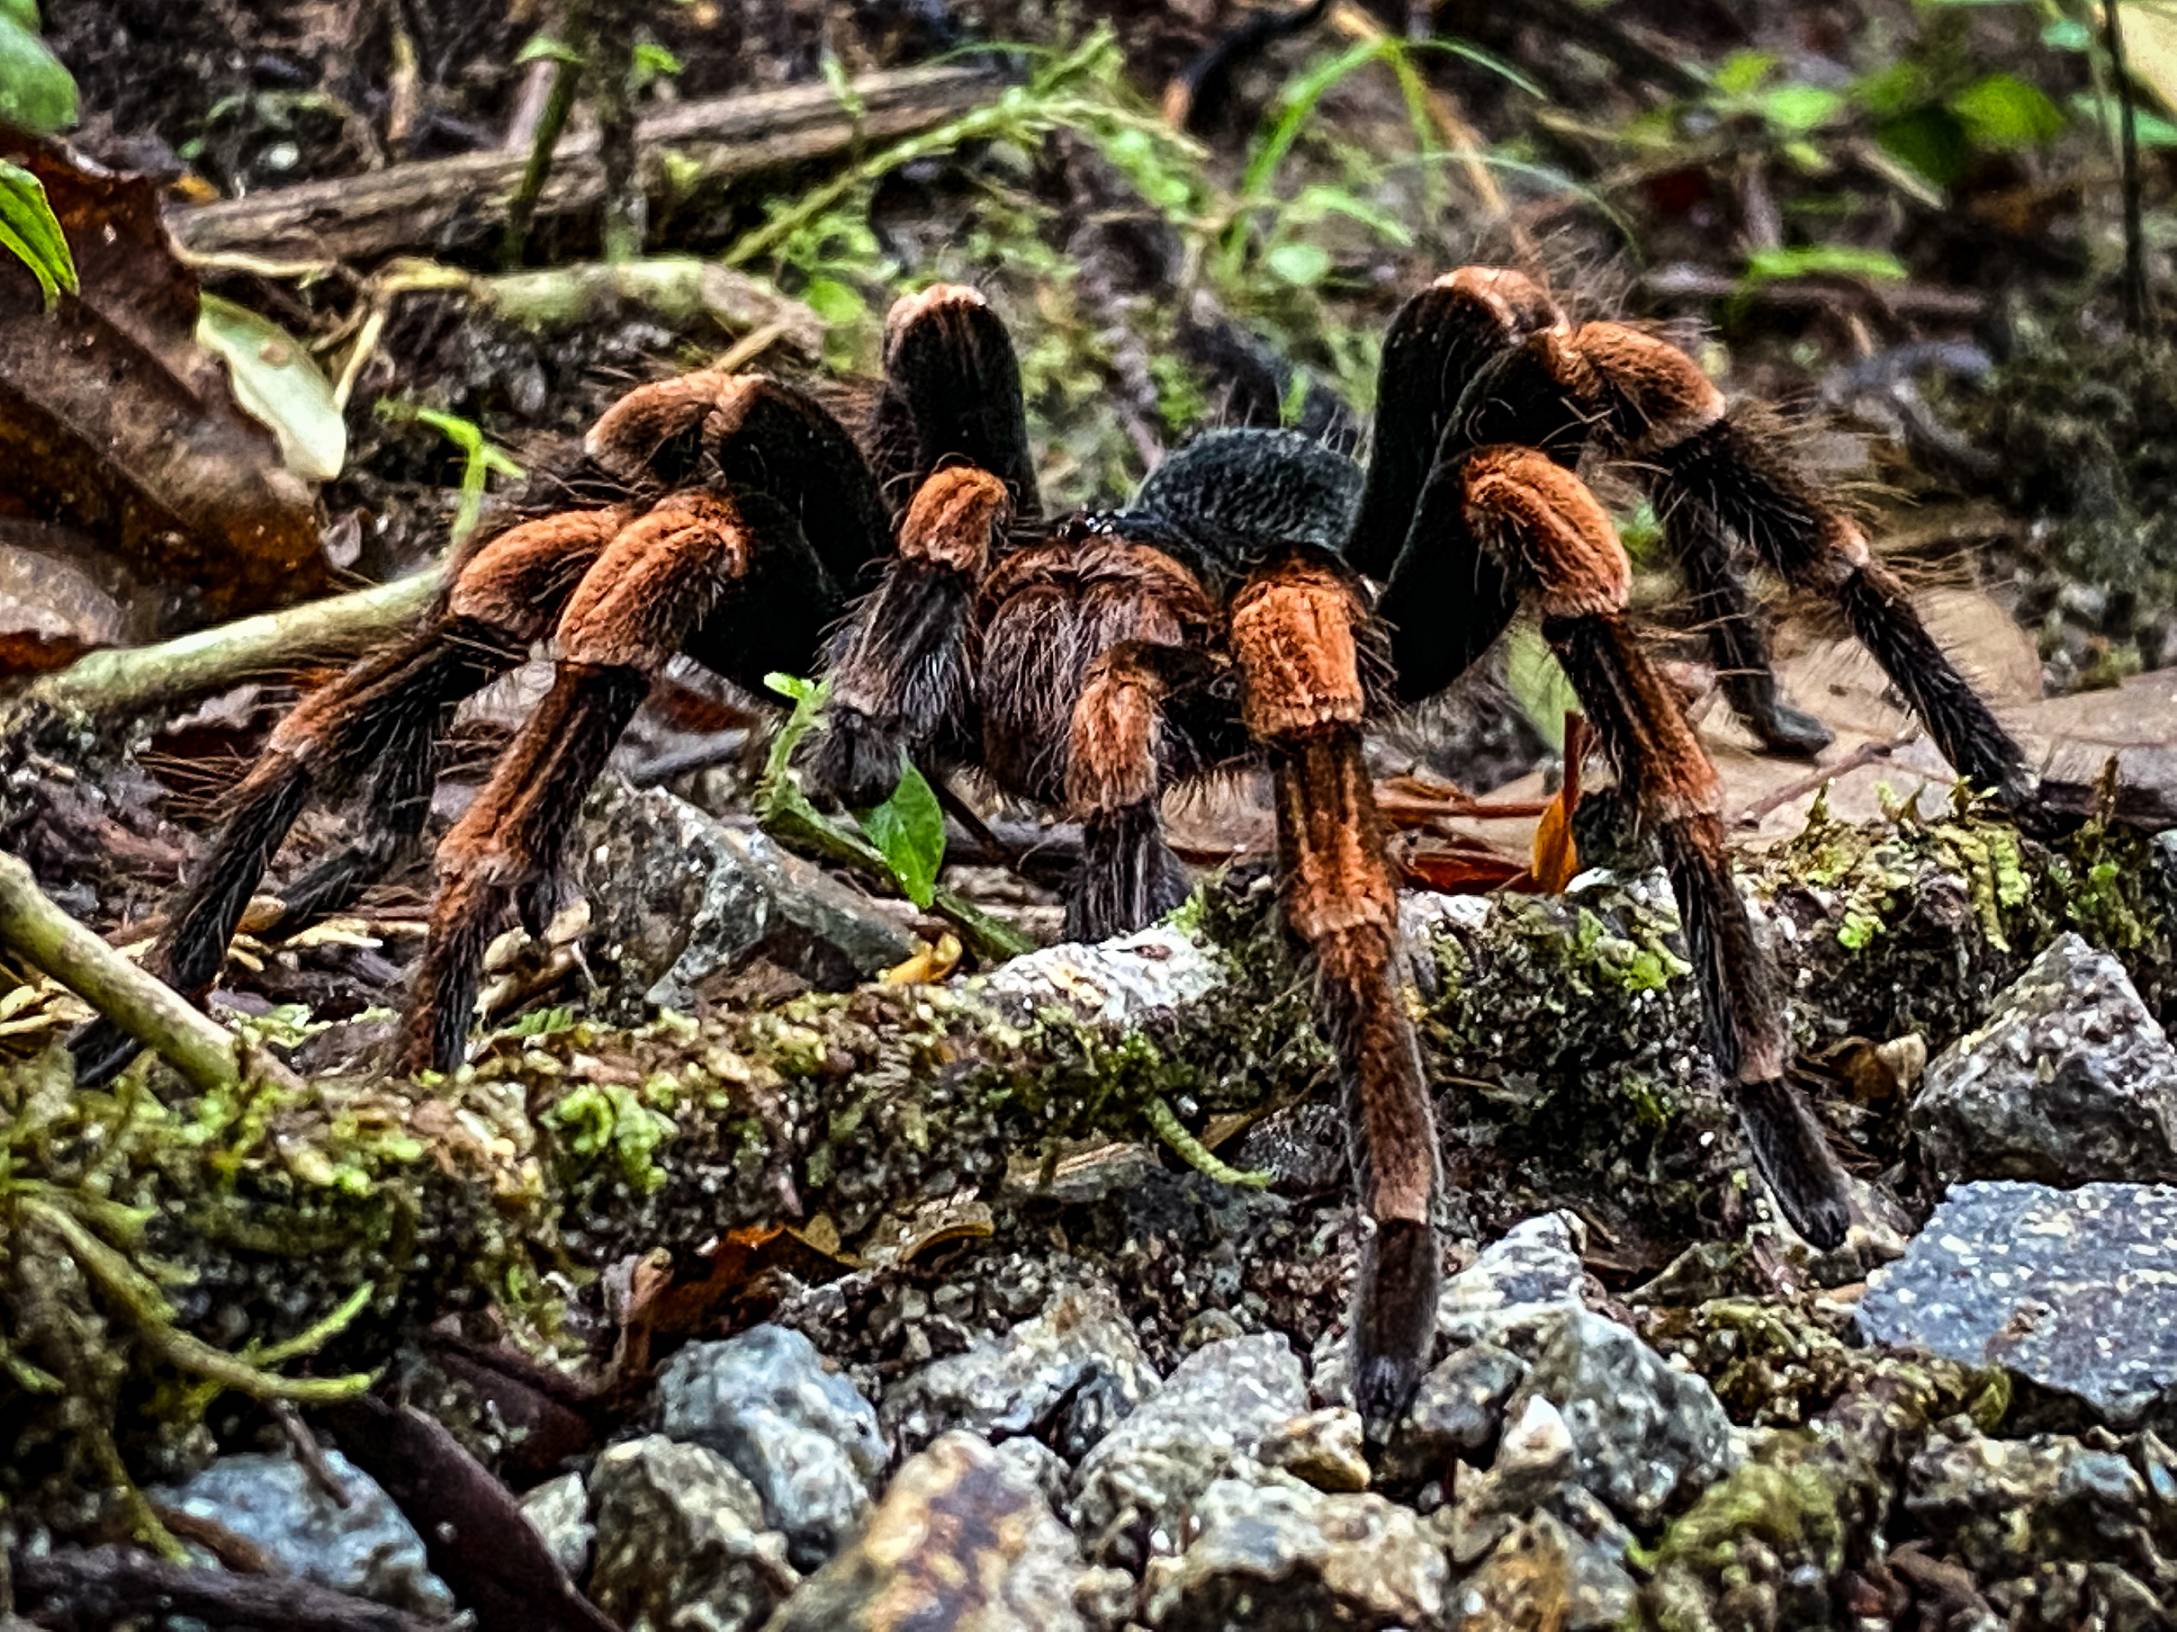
[
  {"left": 402, "top": 491, "right": 762, "bottom": 1076},
  {"left": 1230, "top": 552, "right": 1442, "bottom": 1440},
  {"left": 1462, "top": 447, "right": 1852, "bottom": 1249}
]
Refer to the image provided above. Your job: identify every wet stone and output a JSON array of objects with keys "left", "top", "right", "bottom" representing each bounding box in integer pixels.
[
  {"left": 1447, "top": 1511, "right": 1638, "bottom": 1632},
  {"left": 1859, "top": 1181, "right": 2177, "bottom": 1428},
  {"left": 1378, "top": 1342, "right": 1528, "bottom": 1493},
  {"left": 1255, "top": 1407, "right": 1371, "bottom": 1493},
  {"left": 767, "top": 1431, "right": 1093, "bottom": 1632},
  {"left": 879, "top": 1278, "right": 1158, "bottom": 1461},
  {"left": 1912, "top": 933, "right": 2177, "bottom": 1186},
  {"left": 584, "top": 783, "right": 915, "bottom": 1015},
  {"left": 1141, "top": 1475, "right": 1450, "bottom": 1631},
  {"left": 155, "top": 1449, "right": 453, "bottom": 1616},
  {"left": 1499, "top": 1309, "right": 1741, "bottom": 1527},
  {"left": 1069, "top": 1332, "right": 1309, "bottom": 1568},
  {"left": 657, "top": 1323, "right": 886, "bottom": 1570},
  {"left": 587, "top": 1435, "right": 796, "bottom": 1632},
  {"left": 519, "top": 1469, "right": 594, "bottom": 1583}
]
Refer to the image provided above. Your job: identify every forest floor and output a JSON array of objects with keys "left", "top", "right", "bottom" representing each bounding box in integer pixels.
[{"left": 7, "top": 2, "right": 2177, "bottom": 1628}]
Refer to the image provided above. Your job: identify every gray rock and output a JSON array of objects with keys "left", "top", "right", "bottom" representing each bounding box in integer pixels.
[
  {"left": 588, "top": 1435, "right": 796, "bottom": 1632},
  {"left": 1446, "top": 1511, "right": 1638, "bottom": 1631},
  {"left": 1379, "top": 1342, "right": 1528, "bottom": 1491},
  {"left": 1069, "top": 1333, "right": 1309, "bottom": 1567},
  {"left": 520, "top": 1470, "right": 594, "bottom": 1583},
  {"left": 658, "top": 1324, "right": 886, "bottom": 1570},
  {"left": 1315, "top": 1213, "right": 1584, "bottom": 1409},
  {"left": 1255, "top": 1408, "right": 1370, "bottom": 1493},
  {"left": 766, "top": 1431, "right": 1092, "bottom": 1632},
  {"left": 1451, "top": 1394, "right": 1578, "bottom": 1531},
  {"left": 154, "top": 1450, "right": 453, "bottom": 1616},
  {"left": 1859, "top": 1181, "right": 2177, "bottom": 1428},
  {"left": 1905, "top": 1430, "right": 2177, "bottom": 1624},
  {"left": 880, "top": 1280, "right": 1158, "bottom": 1461},
  {"left": 1499, "top": 1309, "right": 1740, "bottom": 1526},
  {"left": 993, "top": 1435, "right": 1074, "bottom": 1512},
  {"left": 1141, "top": 1475, "right": 1449, "bottom": 1631},
  {"left": 585, "top": 784, "right": 915, "bottom": 1015},
  {"left": 1912, "top": 933, "right": 2177, "bottom": 1185},
  {"left": 1438, "top": 1212, "right": 1590, "bottom": 1351}
]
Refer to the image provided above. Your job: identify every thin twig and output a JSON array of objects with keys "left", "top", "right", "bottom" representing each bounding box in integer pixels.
[
  {"left": 1731, "top": 733, "right": 1914, "bottom": 828},
  {"left": 0, "top": 852, "right": 287, "bottom": 1096},
  {"left": 2103, "top": 0, "right": 2152, "bottom": 332},
  {"left": 500, "top": 0, "right": 592, "bottom": 268}
]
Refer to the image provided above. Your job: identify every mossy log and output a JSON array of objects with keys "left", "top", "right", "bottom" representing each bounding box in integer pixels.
[{"left": 2, "top": 804, "right": 2172, "bottom": 1524}]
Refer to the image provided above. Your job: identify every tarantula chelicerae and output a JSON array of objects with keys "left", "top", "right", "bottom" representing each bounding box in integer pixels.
[{"left": 77, "top": 271, "right": 2040, "bottom": 1434}]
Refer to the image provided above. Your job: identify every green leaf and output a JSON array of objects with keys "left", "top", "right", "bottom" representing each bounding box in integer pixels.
[
  {"left": 1283, "top": 183, "right": 1415, "bottom": 245},
  {"left": 858, "top": 761, "right": 946, "bottom": 909},
  {"left": 1949, "top": 72, "right": 2066, "bottom": 148},
  {"left": 1755, "top": 82, "right": 1846, "bottom": 133},
  {"left": 802, "top": 274, "right": 865, "bottom": 327},
  {"left": 1711, "top": 50, "right": 1777, "bottom": 96},
  {"left": 1876, "top": 106, "right": 1972, "bottom": 187},
  {"left": 0, "top": 156, "right": 75, "bottom": 307},
  {"left": 2042, "top": 16, "right": 2094, "bottom": 50},
  {"left": 1742, "top": 243, "right": 1909, "bottom": 285},
  {"left": 0, "top": 0, "right": 39, "bottom": 31},
  {"left": 1505, "top": 625, "right": 1578, "bottom": 752},
  {"left": 0, "top": 13, "right": 77, "bottom": 134},
  {"left": 514, "top": 32, "right": 583, "bottom": 66},
  {"left": 1265, "top": 239, "right": 1333, "bottom": 287},
  {"left": 633, "top": 41, "right": 684, "bottom": 78},
  {"left": 197, "top": 294, "right": 348, "bottom": 481}
]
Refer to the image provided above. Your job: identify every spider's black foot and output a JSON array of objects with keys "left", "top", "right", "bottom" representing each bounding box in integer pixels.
[
  {"left": 1067, "top": 804, "right": 1191, "bottom": 942},
  {"left": 1354, "top": 1216, "right": 1440, "bottom": 1448},
  {"left": 1735, "top": 1076, "right": 1852, "bottom": 1250},
  {"left": 798, "top": 707, "right": 911, "bottom": 812},
  {"left": 68, "top": 1018, "right": 143, "bottom": 1089},
  {"left": 1745, "top": 697, "right": 1834, "bottom": 759}
]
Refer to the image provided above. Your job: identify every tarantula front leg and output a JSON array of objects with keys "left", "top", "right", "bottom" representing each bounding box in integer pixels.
[
  {"left": 1229, "top": 551, "right": 1442, "bottom": 1440},
  {"left": 1667, "top": 500, "right": 1834, "bottom": 758},
  {"left": 1460, "top": 446, "right": 1852, "bottom": 1249},
  {"left": 402, "top": 490, "right": 776, "bottom": 1074},
  {"left": 66, "top": 505, "right": 624, "bottom": 1089}
]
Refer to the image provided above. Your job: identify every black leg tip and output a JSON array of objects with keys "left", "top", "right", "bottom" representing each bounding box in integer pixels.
[
  {"left": 1736, "top": 1076, "right": 1853, "bottom": 1250},
  {"left": 797, "top": 708, "right": 908, "bottom": 811},
  {"left": 68, "top": 1019, "right": 144, "bottom": 1089},
  {"left": 1748, "top": 698, "right": 1835, "bottom": 759},
  {"left": 1354, "top": 1217, "right": 1441, "bottom": 1448}
]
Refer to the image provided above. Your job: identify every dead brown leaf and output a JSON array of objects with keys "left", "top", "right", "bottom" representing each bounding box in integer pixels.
[{"left": 0, "top": 133, "right": 326, "bottom": 642}]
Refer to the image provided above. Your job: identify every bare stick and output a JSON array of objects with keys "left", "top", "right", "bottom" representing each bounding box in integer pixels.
[
  {"left": 2103, "top": 0, "right": 2152, "bottom": 332},
  {"left": 501, "top": 0, "right": 591, "bottom": 268},
  {"left": 174, "top": 63, "right": 1007, "bottom": 263},
  {"left": 8, "top": 569, "right": 442, "bottom": 722},
  {"left": 0, "top": 851, "right": 296, "bottom": 1095}
]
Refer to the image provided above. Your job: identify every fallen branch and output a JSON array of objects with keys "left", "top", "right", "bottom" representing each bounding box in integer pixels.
[
  {"left": 11, "top": 1548, "right": 448, "bottom": 1632},
  {"left": 0, "top": 849, "right": 294, "bottom": 1095},
  {"left": 170, "top": 63, "right": 1010, "bottom": 263},
  {"left": 4, "top": 569, "right": 441, "bottom": 722}
]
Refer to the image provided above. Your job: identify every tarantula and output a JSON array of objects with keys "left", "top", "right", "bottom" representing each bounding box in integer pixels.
[{"left": 76, "top": 271, "right": 2037, "bottom": 1437}]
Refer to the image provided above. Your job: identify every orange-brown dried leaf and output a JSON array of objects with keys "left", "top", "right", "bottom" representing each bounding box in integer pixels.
[{"left": 0, "top": 134, "right": 326, "bottom": 631}]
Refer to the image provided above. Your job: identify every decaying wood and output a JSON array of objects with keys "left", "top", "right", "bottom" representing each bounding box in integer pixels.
[{"left": 169, "top": 63, "right": 1010, "bottom": 263}]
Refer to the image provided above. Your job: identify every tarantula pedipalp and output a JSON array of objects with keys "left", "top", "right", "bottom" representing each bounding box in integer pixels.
[
  {"left": 69, "top": 285, "right": 1040, "bottom": 1087},
  {"left": 796, "top": 267, "right": 2042, "bottom": 1433}
]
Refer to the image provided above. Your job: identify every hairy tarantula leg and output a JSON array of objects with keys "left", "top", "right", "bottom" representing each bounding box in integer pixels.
[
  {"left": 870, "top": 285, "right": 1041, "bottom": 517},
  {"left": 1667, "top": 501, "right": 1834, "bottom": 758},
  {"left": 1570, "top": 322, "right": 2029, "bottom": 804},
  {"left": 1231, "top": 554, "right": 1441, "bottom": 1440},
  {"left": 1346, "top": 266, "right": 1567, "bottom": 580},
  {"left": 401, "top": 492, "right": 759, "bottom": 1075},
  {"left": 65, "top": 508, "right": 624, "bottom": 1089},
  {"left": 1462, "top": 447, "right": 1852, "bottom": 1249},
  {"left": 800, "top": 467, "right": 1014, "bottom": 809},
  {"left": 1062, "top": 640, "right": 1223, "bottom": 942}
]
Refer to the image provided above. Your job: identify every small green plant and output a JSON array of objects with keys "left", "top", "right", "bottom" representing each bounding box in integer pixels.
[
  {"left": 0, "top": 155, "right": 73, "bottom": 306},
  {"left": 374, "top": 401, "right": 525, "bottom": 544},
  {"left": 0, "top": 0, "right": 76, "bottom": 136}
]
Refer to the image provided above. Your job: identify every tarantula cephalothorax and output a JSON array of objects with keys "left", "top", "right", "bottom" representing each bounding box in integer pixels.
[{"left": 79, "top": 270, "right": 2038, "bottom": 1437}]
